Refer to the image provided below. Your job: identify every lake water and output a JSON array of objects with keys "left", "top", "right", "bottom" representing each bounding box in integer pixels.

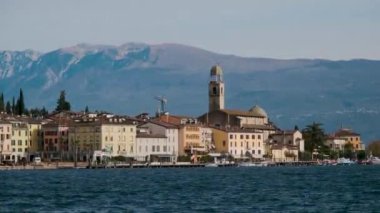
[{"left": 1, "top": 165, "right": 380, "bottom": 212}]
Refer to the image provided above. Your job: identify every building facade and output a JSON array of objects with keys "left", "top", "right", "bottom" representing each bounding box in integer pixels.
[
  {"left": 212, "top": 127, "right": 265, "bottom": 159},
  {"left": 139, "top": 120, "right": 179, "bottom": 159},
  {"left": 0, "top": 121, "right": 12, "bottom": 162}
]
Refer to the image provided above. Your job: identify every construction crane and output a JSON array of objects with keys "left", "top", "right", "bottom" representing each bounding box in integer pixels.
[{"left": 155, "top": 96, "right": 167, "bottom": 116}]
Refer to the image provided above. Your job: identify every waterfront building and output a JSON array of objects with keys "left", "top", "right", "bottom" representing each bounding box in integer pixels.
[
  {"left": 269, "top": 130, "right": 305, "bottom": 162},
  {"left": 326, "top": 128, "right": 365, "bottom": 151},
  {"left": 135, "top": 130, "right": 175, "bottom": 163},
  {"left": 139, "top": 120, "right": 179, "bottom": 159},
  {"left": 325, "top": 136, "right": 347, "bottom": 151},
  {"left": 42, "top": 121, "right": 70, "bottom": 160},
  {"left": 18, "top": 117, "right": 43, "bottom": 156},
  {"left": 0, "top": 120, "right": 12, "bottom": 162},
  {"left": 68, "top": 116, "right": 137, "bottom": 160},
  {"left": 199, "top": 65, "right": 278, "bottom": 158},
  {"left": 211, "top": 127, "right": 265, "bottom": 159},
  {"left": 156, "top": 115, "right": 208, "bottom": 156},
  {"left": 9, "top": 120, "right": 29, "bottom": 162}
]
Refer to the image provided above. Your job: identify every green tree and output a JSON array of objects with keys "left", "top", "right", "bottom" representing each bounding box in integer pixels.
[
  {"left": 85, "top": 106, "right": 89, "bottom": 113},
  {"left": 0, "top": 92, "right": 4, "bottom": 112},
  {"left": 367, "top": 140, "right": 380, "bottom": 157},
  {"left": 357, "top": 150, "right": 366, "bottom": 161},
  {"left": 11, "top": 96, "right": 15, "bottom": 114},
  {"left": 343, "top": 142, "right": 354, "bottom": 159},
  {"left": 5, "top": 101, "right": 11, "bottom": 114},
  {"left": 16, "top": 88, "right": 25, "bottom": 115},
  {"left": 302, "top": 122, "right": 327, "bottom": 153},
  {"left": 55, "top": 90, "right": 71, "bottom": 111}
]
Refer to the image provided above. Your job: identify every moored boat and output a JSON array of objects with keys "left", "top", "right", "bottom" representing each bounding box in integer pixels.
[{"left": 337, "top": 158, "right": 355, "bottom": 165}]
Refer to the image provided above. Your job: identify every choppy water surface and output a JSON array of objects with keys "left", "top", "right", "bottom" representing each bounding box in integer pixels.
[{"left": 1, "top": 166, "right": 380, "bottom": 212}]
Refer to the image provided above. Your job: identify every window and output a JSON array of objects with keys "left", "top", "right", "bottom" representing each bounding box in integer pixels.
[
  {"left": 258, "top": 150, "right": 261, "bottom": 154},
  {"left": 230, "top": 142, "right": 232, "bottom": 147},
  {"left": 18, "top": 140, "right": 22, "bottom": 146},
  {"left": 130, "top": 128, "right": 133, "bottom": 132},
  {"left": 252, "top": 150, "right": 255, "bottom": 154},
  {"left": 25, "top": 148, "right": 28, "bottom": 152},
  {"left": 240, "top": 135, "right": 243, "bottom": 139},
  {"left": 241, "top": 142, "right": 243, "bottom": 147},
  {"left": 246, "top": 135, "right": 249, "bottom": 139},
  {"left": 223, "top": 141, "right": 226, "bottom": 147},
  {"left": 252, "top": 135, "right": 255, "bottom": 139},
  {"left": 157, "top": 146, "right": 160, "bottom": 152},
  {"left": 213, "top": 87, "right": 217, "bottom": 95},
  {"left": 11, "top": 140, "right": 15, "bottom": 145},
  {"left": 235, "top": 142, "right": 237, "bottom": 147},
  {"left": 12, "top": 148, "right": 15, "bottom": 152},
  {"left": 258, "top": 135, "right": 261, "bottom": 139},
  {"left": 356, "top": 137, "right": 359, "bottom": 141},
  {"left": 252, "top": 142, "right": 255, "bottom": 147},
  {"left": 105, "top": 136, "right": 108, "bottom": 141},
  {"left": 163, "top": 146, "right": 167, "bottom": 152},
  {"left": 258, "top": 142, "right": 261, "bottom": 147},
  {"left": 25, "top": 140, "right": 28, "bottom": 146},
  {"left": 288, "top": 140, "right": 292, "bottom": 145},
  {"left": 230, "top": 134, "right": 233, "bottom": 139},
  {"left": 18, "top": 148, "right": 22, "bottom": 152}
]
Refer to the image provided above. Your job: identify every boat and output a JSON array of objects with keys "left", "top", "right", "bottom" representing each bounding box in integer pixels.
[
  {"left": 205, "top": 163, "right": 219, "bottom": 167},
  {"left": 369, "top": 157, "right": 380, "bottom": 165},
  {"left": 238, "top": 161, "right": 269, "bottom": 167},
  {"left": 336, "top": 158, "right": 355, "bottom": 165}
]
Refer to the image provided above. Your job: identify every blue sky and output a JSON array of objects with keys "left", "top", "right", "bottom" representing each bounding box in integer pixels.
[{"left": 1, "top": 0, "right": 379, "bottom": 59}]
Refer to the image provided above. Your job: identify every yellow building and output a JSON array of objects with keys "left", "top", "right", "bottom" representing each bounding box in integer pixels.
[
  {"left": 178, "top": 124, "right": 202, "bottom": 156},
  {"left": 212, "top": 127, "right": 265, "bottom": 159},
  {"left": 69, "top": 116, "right": 137, "bottom": 160},
  {"left": 25, "top": 120, "right": 42, "bottom": 153},
  {"left": 332, "top": 128, "right": 364, "bottom": 150},
  {"left": 10, "top": 121, "right": 29, "bottom": 162}
]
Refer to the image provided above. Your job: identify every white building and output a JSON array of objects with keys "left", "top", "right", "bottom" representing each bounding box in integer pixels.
[
  {"left": 135, "top": 133, "right": 175, "bottom": 162},
  {"left": 0, "top": 121, "right": 12, "bottom": 162},
  {"left": 200, "top": 126, "right": 213, "bottom": 152},
  {"left": 325, "top": 137, "right": 347, "bottom": 151},
  {"left": 269, "top": 130, "right": 305, "bottom": 162},
  {"left": 139, "top": 120, "right": 179, "bottom": 159}
]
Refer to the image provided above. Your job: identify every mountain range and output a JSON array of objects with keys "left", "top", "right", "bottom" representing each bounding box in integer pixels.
[{"left": 1, "top": 43, "right": 380, "bottom": 143}]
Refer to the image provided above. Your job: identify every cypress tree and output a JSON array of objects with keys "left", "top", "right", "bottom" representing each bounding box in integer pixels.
[
  {"left": 0, "top": 92, "right": 4, "bottom": 112},
  {"left": 11, "top": 96, "right": 15, "bottom": 114},
  {"left": 16, "top": 88, "right": 25, "bottom": 115},
  {"left": 6, "top": 101, "right": 11, "bottom": 114},
  {"left": 56, "top": 90, "right": 71, "bottom": 111}
]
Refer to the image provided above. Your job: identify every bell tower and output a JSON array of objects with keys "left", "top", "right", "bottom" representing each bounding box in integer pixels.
[{"left": 209, "top": 65, "right": 225, "bottom": 112}]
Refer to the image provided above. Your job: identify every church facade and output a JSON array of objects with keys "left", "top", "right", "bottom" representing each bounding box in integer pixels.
[{"left": 199, "top": 65, "right": 304, "bottom": 161}]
